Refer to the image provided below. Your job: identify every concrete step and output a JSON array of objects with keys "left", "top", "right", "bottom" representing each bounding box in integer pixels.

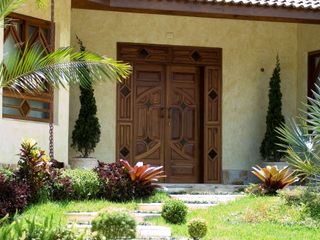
[
  {"left": 134, "top": 212, "right": 161, "bottom": 222},
  {"left": 65, "top": 212, "right": 98, "bottom": 223},
  {"left": 67, "top": 224, "right": 171, "bottom": 239},
  {"left": 137, "top": 202, "right": 217, "bottom": 212},
  {"left": 159, "top": 183, "right": 246, "bottom": 194},
  {"left": 65, "top": 211, "right": 161, "bottom": 224},
  {"left": 137, "top": 225, "right": 171, "bottom": 239},
  {"left": 170, "top": 194, "right": 244, "bottom": 204}
]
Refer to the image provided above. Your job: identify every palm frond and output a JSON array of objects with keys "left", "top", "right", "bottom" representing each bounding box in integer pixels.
[
  {"left": 0, "top": 0, "right": 26, "bottom": 21},
  {"left": 0, "top": 44, "right": 131, "bottom": 92}
]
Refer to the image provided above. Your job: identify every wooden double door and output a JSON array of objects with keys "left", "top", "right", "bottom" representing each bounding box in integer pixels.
[
  {"left": 117, "top": 43, "right": 222, "bottom": 183},
  {"left": 134, "top": 64, "right": 200, "bottom": 182}
]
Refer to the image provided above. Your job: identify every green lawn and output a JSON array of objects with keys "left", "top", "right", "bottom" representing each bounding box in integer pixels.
[
  {"left": 16, "top": 194, "right": 320, "bottom": 239},
  {"left": 150, "top": 196, "right": 320, "bottom": 240}
]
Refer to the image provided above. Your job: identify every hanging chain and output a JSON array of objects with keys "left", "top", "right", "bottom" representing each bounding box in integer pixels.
[{"left": 49, "top": 0, "right": 55, "bottom": 160}]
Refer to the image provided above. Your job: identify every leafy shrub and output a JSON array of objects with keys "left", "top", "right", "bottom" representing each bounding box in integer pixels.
[
  {"left": 17, "top": 138, "right": 50, "bottom": 201},
  {"left": 0, "top": 168, "right": 15, "bottom": 181},
  {"left": 91, "top": 211, "right": 136, "bottom": 239},
  {"left": 46, "top": 168, "right": 74, "bottom": 201},
  {"left": 0, "top": 174, "right": 29, "bottom": 218},
  {"left": 120, "top": 159, "right": 166, "bottom": 199},
  {"left": 251, "top": 165, "right": 299, "bottom": 195},
  {"left": 60, "top": 169, "right": 100, "bottom": 200},
  {"left": 245, "top": 184, "right": 268, "bottom": 196},
  {"left": 188, "top": 218, "right": 208, "bottom": 240},
  {"left": 278, "top": 187, "right": 305, "bottom": 206},
  {"left": 161, "top": 199, "right": 188, "bottom": 224},
  {"left": 95, "top": 161, "right": 134, "bottom": 201}
]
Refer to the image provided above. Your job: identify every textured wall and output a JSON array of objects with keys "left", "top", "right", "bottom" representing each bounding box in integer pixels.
[
  {"left": 297, "top": 24, "right": 320, "bottom": 109},
  {"left": 0, "top": 0, "right": 71, "bottom": 164},
  {"left": 70, "top": 9, "right": 301, "bottom": 171}
]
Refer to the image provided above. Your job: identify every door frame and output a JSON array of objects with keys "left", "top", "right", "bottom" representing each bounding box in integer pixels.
[
  {"left": 308, "top": 50, "right": 320, "bottom": 97},
  {"left": 116, "top": 42, "right": 222, "bottom": 183}
]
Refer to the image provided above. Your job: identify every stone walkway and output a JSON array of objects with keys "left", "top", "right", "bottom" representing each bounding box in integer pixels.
[{"left": 65, "top": 193, "right": 244, "bottom": 239}]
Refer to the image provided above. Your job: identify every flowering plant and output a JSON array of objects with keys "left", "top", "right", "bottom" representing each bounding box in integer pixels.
[{"left": 17, "top": 138, "right": 50, "bottom": 201}]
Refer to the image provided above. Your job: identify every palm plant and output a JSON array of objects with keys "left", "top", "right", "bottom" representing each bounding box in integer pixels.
[
  {"left": 277, "top": 83, "right": 320, "bottom": 182},
  {"left": 0, "top": 0, "right": 131, "bottom": 93}
]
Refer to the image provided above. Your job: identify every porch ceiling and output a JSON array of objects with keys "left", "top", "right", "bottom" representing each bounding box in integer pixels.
[{"left": 72, "top": 0, "right": 320, "bottom": 24}]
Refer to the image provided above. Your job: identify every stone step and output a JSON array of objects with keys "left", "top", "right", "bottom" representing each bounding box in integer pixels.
[
  {"left": 137, "top": 225, "right": 171, "bottom": 239},
  {"left": 67, "top": 224, "right": 171, "bottom": 239},
  {"left": 137, "top": 202, "right": 217, "bottom": 212},
  {"left": 65, "top": 212, "right": 98, "bottom": 223},
  {"left": 170, "top": 194, "right": 244, "bottom": 204},
  {"left": 65, "top": 212, "right": 161, "bottom": 224},
  {"left": 159, "top": 183, "right": 246, "bottom": 194},
  {"left": 134, "top": 212, "right": 161, "bottom": 222}
]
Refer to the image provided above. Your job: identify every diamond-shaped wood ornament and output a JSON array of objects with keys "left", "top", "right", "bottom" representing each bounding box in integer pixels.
[
  {"left": 139, "top": 48, "right": 150, "bottom": 59},
  {"left": 180, "top": 101, "right": 187, "bottom": 110},
  {"left": 209, "top": 90, "right": 218, "bottom": 100},
  {"left": 191, "top": 50, "right": 201, "bottom": 62},
  {"left": 144, "top": 136, "right": 152, "bottom": 145},
  {"left": 208, "top": 149, "right": 217, "bottom": 160},
  {"left": 120, "top": 147, "right": 130, "bottom": 157},
  {"left": 145, "top": 99, "right": 152, "bottom": 109},
  {"left": 179, "top": 138, "right": 187, "bottom": 146},
  {"left": 120, "top": 86, "right": 130, "bottom": 97},
  {"left": 20, "top": 100, "right": 30, "bottom": 116}
]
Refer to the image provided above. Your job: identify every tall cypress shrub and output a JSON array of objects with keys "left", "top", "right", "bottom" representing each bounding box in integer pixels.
[
  {"left": 260, "top": 55, "right": 286, "bottom": 162},
  {"left": 71, "top": 37, "right": 101, "bottom": 158}
]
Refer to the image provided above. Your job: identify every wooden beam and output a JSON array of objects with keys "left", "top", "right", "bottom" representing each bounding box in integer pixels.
[{"left": 71, "top": 0, "right": 320, "bottom": 24}]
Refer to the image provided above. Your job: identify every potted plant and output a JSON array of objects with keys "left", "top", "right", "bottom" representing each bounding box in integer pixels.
[
  {"left": 260, "top": 55, "right": 287, "bottom": 169},
  {"left": 70, "top": 37, "right": 101, "bottom": 169}
]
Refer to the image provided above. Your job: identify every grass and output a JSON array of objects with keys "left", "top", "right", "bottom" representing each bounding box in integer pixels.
[
  {"left": 8, "top": 193, "right": 320, "bottom": 239},
  {"left": 18, "top": 191, "right": 170, "bottom": 226},
  {"left": 148, "top": 196, "right": 320, "bottom": 240}
]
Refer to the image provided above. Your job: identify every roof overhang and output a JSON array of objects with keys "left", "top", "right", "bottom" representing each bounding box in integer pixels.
[{"left": 72, "top": 0, "right": 320, "bottom": 24}]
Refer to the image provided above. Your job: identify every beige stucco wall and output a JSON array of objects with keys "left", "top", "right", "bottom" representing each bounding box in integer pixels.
[
  {"left": 70, "top": 10, "right": 301, "bottom": 171},
  {"left": 0, "top": 0, "right": 71, "bottom": 164},
  {"left": 297, "top": 24, "right": 320, "bottom": 108}
]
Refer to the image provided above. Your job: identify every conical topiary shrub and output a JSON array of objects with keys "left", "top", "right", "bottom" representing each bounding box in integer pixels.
[
  {"left": 260, "top": 55, "right": 286, "bottom": 162},
  {"left": 71, "top": 37, "right": 101, "bottom": 158}
]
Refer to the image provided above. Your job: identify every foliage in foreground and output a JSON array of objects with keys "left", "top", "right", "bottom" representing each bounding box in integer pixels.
[
  {"left": 0, "top": 174, "right": 29, "bottom": 219},
  {"left": 91, "top": 210, "right": 136, "bottom": 239},
  {"left": 251, "top": 165, "right": 299, "bottom": 195},
  {"left": 161, "top": 199, "right": 188, "bottom": 224},
  {"left": 0, "top": 215, "right": 80, "bottom": 240},
  {"left": 277, "top": 83, "right": 320, "bottom": 182},
  {"left": 279, "top": 187, "right": 320, "bottom": 220}
]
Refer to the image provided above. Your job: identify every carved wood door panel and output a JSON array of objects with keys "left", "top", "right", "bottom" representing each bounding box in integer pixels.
[
  {"left": 117, "top": 43, "right": 222, "bottom": 183},
  {"left": 165, "top": 66, "right": 200, "bottom": 183},
  {"left": 133, "top": 64, "right": 166, "bottom": 167}
]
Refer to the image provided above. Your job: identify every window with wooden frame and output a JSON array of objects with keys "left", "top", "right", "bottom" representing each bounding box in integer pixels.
[
  {"left": 308, "top": 50, "right": 320, "bottom": 98},
  {"left": 2, "top": 13, "right": 53, "bottom": 123}
]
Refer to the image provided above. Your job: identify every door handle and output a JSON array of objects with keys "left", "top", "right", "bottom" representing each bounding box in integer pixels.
[
  {"left": 160, "top": 107, "right": 165, "bottom": 118},
  {"left": 168, "top": 107, "right": 172, "bottom": 119},
  {"left": 168, "top": 107, "right": 172, "bottom": 127}
]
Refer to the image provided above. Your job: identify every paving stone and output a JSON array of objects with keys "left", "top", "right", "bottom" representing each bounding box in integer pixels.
[
  {"left": 134, "top": 212, "right": 161, "bottom": 222},
  {"left": 170, "top": 194, "right": 244, "bottom": 204},
  {"left": 137, "top": 202, "right": 217, "bottom": 212},
  {"left": 65, "top": 212, "right": 98, "bottom": 223},
  {"left": 137, "top": 225, "right": 171, "bottom": 239}
]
